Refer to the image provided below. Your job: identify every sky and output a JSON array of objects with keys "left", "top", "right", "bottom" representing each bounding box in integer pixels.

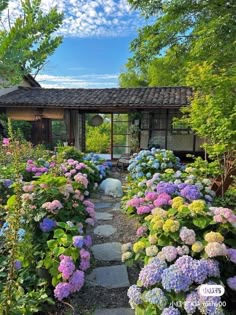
[{"left": 3, "top": 0, "right": 149, "bottom": 88}]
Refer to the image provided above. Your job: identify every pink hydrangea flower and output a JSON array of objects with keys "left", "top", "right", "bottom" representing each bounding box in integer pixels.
[
  {"left": 58, "top": 255, "right": 75, "bottom": 280},
  {"left": 137, "top": 205, "right": 152, "bottom": 215},
  {"left": 145, "top": 192, "right": 158, "bottom": 201}
]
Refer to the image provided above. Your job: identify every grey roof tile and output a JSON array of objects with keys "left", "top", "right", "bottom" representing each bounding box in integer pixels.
[{"left": 0, "top": 86, "right": 193, "bottom": 109}]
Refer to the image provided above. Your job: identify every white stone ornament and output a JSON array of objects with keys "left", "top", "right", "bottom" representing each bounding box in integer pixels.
[{"left": 99, "top": 178, "right": 123, "bottom": 198}]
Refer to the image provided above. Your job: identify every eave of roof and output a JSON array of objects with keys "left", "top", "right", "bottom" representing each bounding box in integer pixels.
[{"left": 0, "top": 86, "right": 193, "bottom": 110}]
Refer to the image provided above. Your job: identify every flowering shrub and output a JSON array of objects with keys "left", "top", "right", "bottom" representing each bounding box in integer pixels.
[
  {"left": 127, "top": 149, "right": 182, "bottom": 180},
  {"left": 0, "top": 137, "right": 110, "bottom": 312},
  {"left": 83, "top": 152, "right": 112, "bottom": 179},
  {"left": 122, "top": 150, "right": 236, "bottom": 314}
]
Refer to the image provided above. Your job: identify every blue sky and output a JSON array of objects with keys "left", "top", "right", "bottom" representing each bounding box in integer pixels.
[{"left": 3, "top": 0, "right": 149, "bottom": 88}]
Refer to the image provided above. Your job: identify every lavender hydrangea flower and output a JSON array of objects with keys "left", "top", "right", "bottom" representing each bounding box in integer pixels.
[
  {"left": 144, "top": 288, "right": 167, "bottom": 309},
  {"left": 162, "top": 246, "right": 178, "bottom": 262},
  {"left": 180, "top": 184, "right": 201, "bottom": 201},
  {"left": 227, "top": 276, "right": 236, "bottom": 290},
  {"left": 68, "top": 270, "right": 84, "bottom": 292},
  {"left": 161, "top": 306, "right": 181, "bottom": 315},
  {"left": 179, "top": 227, "right": 196, "bottom": 245},
  {"left": 189, "top": 260, "right": 208, "bottom": 284},
  {"left": 39, "top": 217, "right": 56, "bottom": 232},
  {"left": 199, "top": 294, "right": 221, "bottom": 314},
  {"left": 161, "top": 265, "right": 192, "bottom": 292},
  {"left": 175, "top": 255, "right": 194, "bottom": 274},
  {"left": 156, "top": 182, "right": 177, "bottom": 195},
  {"left": 139, "top": 259, "right": 167, "bottom": 287},
  {"left": 127, "top": 285, "right": 142, "bottom": 306},
  {"left": 227, "top": 248, "right": 236, "bottom": 264},
  {"left": 73, "top": 235, "right": 84, "bottom": 248},
  {"left": 54, "top": 282, "right": 71, "bottom": 300},
  {"left": 205, "top": 259, "right": 220, "bottom": 278},
  {"left": 84, "top": 235, "right": 92, "bottom": 247},
  {"left": 184, "top": 291, "right": 199, "bottom": 314}
]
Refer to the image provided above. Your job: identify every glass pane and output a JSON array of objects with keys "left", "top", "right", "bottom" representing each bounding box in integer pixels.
[
  {"left": 113, "top": 146, "right": 131, "bottom": 158},
  {"left": 141, "top": 112, "right": 150, "bottom": 129},
  {"left": 167, "top": 131, "right": 193, "bottom": 151},
  {"left": 113, "top": 113, "right": 129, "bottom": 122},
  {"left": 113, "top": 121, "right": 129, "bottom": 135},
  {"left": 52, "top": 120, "right": 67, "bottom": 147},
  {"left": 113, "top": 135, "right": 129, "bottom": 146},
  {"left": 148, "top": 131, "right": 166, "bottom": 149}
]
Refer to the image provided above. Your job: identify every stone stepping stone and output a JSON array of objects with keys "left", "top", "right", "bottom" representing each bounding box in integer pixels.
[
  {"left": 95, "top": 212, "right": 113, "bottom": 221},
  {"left": 110, "top": 202, "right": 121, "bottom": 212},
  {"left": 94, "top": 308, "right": 134, "bottom": 315},
  {"left": 94, "top": 225, "right": 117, "bottom": 237},
  {"left": 95, "top": 202, "right": 113, "bottom": 210},
  {"left": 91, "top": 242, "right": 121, "bottom": 261},
  {"left": 86, "top": 265, "right": 129, "bottom": 289}
]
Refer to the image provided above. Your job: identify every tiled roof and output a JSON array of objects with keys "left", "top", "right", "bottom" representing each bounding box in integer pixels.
[{"left": 0, "top": 86, "right": 193, "bottom": 109}]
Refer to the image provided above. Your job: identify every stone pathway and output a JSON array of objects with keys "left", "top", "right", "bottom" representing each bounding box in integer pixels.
[{"left": 70, "top": 178, "right": 139, "bottom": 315}]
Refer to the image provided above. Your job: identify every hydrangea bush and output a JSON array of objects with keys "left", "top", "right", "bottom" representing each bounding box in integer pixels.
[
  {"left": 122, "top": 150, "right": 236, "bottom": 314},
  {"left": 0, "top": 139, "right": 111, "bottom": 312}
]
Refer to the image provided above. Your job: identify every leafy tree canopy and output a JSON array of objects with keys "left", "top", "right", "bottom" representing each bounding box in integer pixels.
[{"left": 0, "top": 0, "right": 63, "bottom": 86}]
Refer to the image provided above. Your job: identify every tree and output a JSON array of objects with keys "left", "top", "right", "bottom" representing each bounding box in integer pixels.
[
  {"left": 122, "top": 0, "right": 236, "bottom": 193},
  {"left": 0, "top": 0, "right": 63, "bottom": 86}
]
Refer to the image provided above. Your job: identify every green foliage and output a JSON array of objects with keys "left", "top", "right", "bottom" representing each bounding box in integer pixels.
[
  {"left": 0, "top": 0, "right": 63, "bottom": 86},
  {"left": 86, "top": 123, "right": 110, "bottom": 153},
  {"left": 57, "top": 146, "right": 84, "bottom": 161}
]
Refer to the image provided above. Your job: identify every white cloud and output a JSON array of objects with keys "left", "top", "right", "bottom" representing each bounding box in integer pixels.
[
  {"left": 36, "top": 73, "right": 119, "bottom": 88},
  {"left": 0, "top": 0, "right": 147, "bottom": 37}
]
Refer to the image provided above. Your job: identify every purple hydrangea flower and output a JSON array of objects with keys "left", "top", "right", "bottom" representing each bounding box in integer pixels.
[
  {"left": 180, "top": 184, "right": 201, "bottom": 201},
  {"left": 68, "top": 270, "right": 84, "bottom": 292},
  {"left": 205, "top": 259, "right": 220, "bottom": 278},
  {"left": 161, "top": 265, "right": 192, "bottom": 293},
  {"left": 175, "top": 255, "right": 194, "bottom": 272},
  {"left": 227, "top": 276, "right": 236, "bottom": 290},
  {"left": 39, "top": 217, "right": 56, "bottom": 232},
  {"left": 227, "top": 248, "right": 236, "bottom": 264},
  {"left": 179, "top": 227, "right": 196, "bottom": 245},
  {"left": 199, "top": 293, "right": 221, "bottom": 313},
  {"left": 139, "top": 259, "right": 167, "bottom": 287},
  {"left": 84, "top": 235, "right": 92, "bottom": 247},
  {"left": 189, "top": 260, "right": 208, "bottom": 284},
  {"left": 54, "top": 282, "right": 71, "bottom": 300},
  {"left": 161, "top": 306, "right": 181, "bottom": 315},
  {"left": 127, "top": 285, "right": 142, "bottom": 305},
  {"left": 58, "top": 255, "right": 75, "bottom": 280},
  {"left": 156, "top": 182, "right": 177, "bottom": 195},
  {"left": 73, "top": 235, "right": 84, "bottom": 248},
  {"left": 14, "top": 260, "right": 22, "bottom": 270}
]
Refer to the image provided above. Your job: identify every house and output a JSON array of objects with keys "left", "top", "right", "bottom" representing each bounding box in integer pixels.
[{"left": 0, "top": 85, "right": 203, "bottom": 159}]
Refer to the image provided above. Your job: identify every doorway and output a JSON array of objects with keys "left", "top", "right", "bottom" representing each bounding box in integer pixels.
[{"left": 85, "top": 113, "right": 131, "bottom": 159}]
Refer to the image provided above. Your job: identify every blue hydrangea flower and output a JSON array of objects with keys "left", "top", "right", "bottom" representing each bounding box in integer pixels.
[
  {"left": 17, "top": 228, "right": 26, "bottom": 241},
  {"left": 0, "top": 222, "right": 9, "bottom": 237},
  {"left": 161, "top": 265, "right": 192, "bottom": 292},
  {"left": 39, "top": 218, "right": 56, "bottom": 232},
  {"left": 73, "top": 235, "right": 84, "bottom": 248},
  {"left": 144, "top": 288, "right": 167, "bottom": 310}
]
